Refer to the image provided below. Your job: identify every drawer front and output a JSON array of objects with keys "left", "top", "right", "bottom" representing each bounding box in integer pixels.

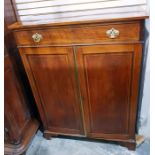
[{"left": 14, "top": 22, "right": 141, "bottom": 46}]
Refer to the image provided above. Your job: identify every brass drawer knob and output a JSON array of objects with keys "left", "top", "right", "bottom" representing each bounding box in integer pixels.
[
  {"left": 32, "top": 33, "right": 43, "bottom": 43},
  {"left": 106, "top": 28, "right": 119, "bottom": 39}
]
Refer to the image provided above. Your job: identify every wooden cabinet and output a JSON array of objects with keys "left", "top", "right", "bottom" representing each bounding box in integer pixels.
[
  {"left": 5, "top": 57, "right": 30, "bottom": 144},
  {"left": 4, "top": 1, "right": 39, "bottom": 154},
  {"left": 4, "top": 56, "right": 39, "bottom": 155},
  {"left": 9, "top": 17, "right": 147, "bottom": 150}
]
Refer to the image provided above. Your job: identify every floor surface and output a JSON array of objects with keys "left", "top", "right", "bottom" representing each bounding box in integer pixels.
[{"left": 26, "top": 131, "right": 150, "bottom": 155}]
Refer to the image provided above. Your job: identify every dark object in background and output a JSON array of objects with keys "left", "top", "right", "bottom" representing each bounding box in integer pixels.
[
  {"left": 4, "top": 0, "right": 39, "bottom": 154},
  {"left": 4, "top": 56, "right": 39, "bottom": 155}
]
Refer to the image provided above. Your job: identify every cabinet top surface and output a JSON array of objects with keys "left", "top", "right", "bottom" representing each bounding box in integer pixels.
[{"left": 9, "top": 15, "right": 148, "bottom": 31}]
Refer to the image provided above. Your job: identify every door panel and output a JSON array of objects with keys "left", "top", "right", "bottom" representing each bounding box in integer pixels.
[
  {"left": 76, "top": 44, "right": 142, "bottom": 139},
  {"left": 19, "top": 47, "right": 84, "bottom": 135}
]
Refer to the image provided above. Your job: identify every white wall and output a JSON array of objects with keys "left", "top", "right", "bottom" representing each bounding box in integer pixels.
[
  {"left": 139, "top": 53, "right": 150, "bottom": 138},
  {"left": 138, "top": 18, "right": 150, "bottom": 139}
]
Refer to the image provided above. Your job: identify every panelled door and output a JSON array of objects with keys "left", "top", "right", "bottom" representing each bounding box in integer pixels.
[
  {"left": 76, "top": 44, "right": 142, "bottom": 140},
  {"left": 19, "top": 46, "right": 84, "bottom": 135}
]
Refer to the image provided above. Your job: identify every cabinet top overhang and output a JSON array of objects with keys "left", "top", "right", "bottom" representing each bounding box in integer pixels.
[{"left": 9, "top": 15, "right": 149, "bottom": 31}]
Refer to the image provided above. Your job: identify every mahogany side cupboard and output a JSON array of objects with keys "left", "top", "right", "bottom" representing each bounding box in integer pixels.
[
  {"left": 4, "top": 55, "right": 39, "bottom": 155},
  {"left": 9, "top": 16, "right": 148, "bottom": 150},
  {"left": 4, "top": 0, "right": 39, "bottom": 153}
]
